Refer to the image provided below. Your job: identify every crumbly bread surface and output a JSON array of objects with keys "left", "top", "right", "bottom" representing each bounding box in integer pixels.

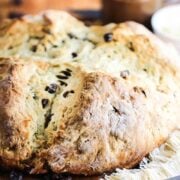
[
  {"left": 0, "top": 56, "right": 179, "bottom": 175},
  {"left": 0, "top": 11, "right": 180, "bottom": 175},
  {"left": 0, "top": 10, "right": 179, "bottom": 69}
]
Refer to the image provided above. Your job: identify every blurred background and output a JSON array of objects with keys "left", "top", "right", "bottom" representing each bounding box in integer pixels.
[{"left": 0, "top": 0, "right": 179, "bottom": 25}]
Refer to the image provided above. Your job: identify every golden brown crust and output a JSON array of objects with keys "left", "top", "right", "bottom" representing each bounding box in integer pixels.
[
  {"left": 0, "top": 57, "right": 179, "bottom": 175},
  {"left": 43, "top": 72, "right": 179, "bottom": 175},
  {"left": 0, "top": 11, "right": 179, "bottom": 175}
]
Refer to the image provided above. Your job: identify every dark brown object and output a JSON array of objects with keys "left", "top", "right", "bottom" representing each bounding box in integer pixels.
[
  {"left": 56, "top": 75, "right": 69, "bottom": 80},
  {"left": 41, "top": 99, "right": 49, "bottom": 109},
  {"left": 44, "top": 112, "right": 54, "bottom": 128},
  {"left": 102, "top": 0, "right": 163, "bottom": 25},
  {"left": 63, "top": 90, "right": 75, "bottom": 98},
  {"left": 59, "top": 80, "right": 68, "bottom": 87},
  {"left": 103, "top": 33, "right": 113, "bottom": 42},
  {"left": 72, "top": 52, "right": 78, "bottom": 58},
  {"left": 45, "top": 84, "right": 58, "bottom": 94}
]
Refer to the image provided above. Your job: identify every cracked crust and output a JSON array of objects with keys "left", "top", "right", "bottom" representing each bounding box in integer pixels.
[
  {"left": 0, "top": 11, "right": 180, "bottom": 175},
  {"left": 0, "top": 57, "right": 179, "bottom": 175},
  {"left": 0, "top": 10, "right": 179, "bottom": 69}
]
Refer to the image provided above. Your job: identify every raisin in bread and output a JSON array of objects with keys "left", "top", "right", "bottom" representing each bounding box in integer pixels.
[
  {"left": 0, "top": 10, "right": 179, "bottom": 88},
  {"left": 0, "top": 55, "right": 179, "bottom": 175},
  {"left": 0, "top": 58, "right": 85, "bottom": 169},
  {"left": 0, "top": 11, "right": 180, "bottom": 175},
  {"left": 0, "top": 10, "right": 179, "bottom": 70}
]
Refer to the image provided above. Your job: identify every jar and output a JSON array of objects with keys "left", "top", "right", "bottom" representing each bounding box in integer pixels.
[{"left": 102, "top": 0, "right": 163, "bottom": 25}]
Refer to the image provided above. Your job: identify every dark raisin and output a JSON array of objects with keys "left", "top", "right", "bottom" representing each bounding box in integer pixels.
[
  {"left": 104, "top": 33, "right": 113, "bottom": 42},
  {"left": 59, "top": 80, "right": 68, "bottom": 87},
  {"left": 42, "top": 99, "right": 49, "bottom": 108},
  {"left": 31, "top": 45, "right": 37, "bottom": 52},
  {"left": 44, "top": 113, "right": 54, "bottom": 128},
  {"left": 56, "top": 75, "right": 69, "bottom": 80},
  {"left": 60, "top": 70, "right": 71, "bottom": 77},
  {"left": 63, "top": 90, "right": 74, "bottom": 98},
  {"left": 133, "top": 87, "right": 139, "bottom": 92},
  {"left": 133, "top": 87, "right": 146, "bottom": 97},
  {"left": 72, "top": 52, "right": 78, "bottom": 58},
  {"left": 143, "top": 68, "right": 147, "bottom": 72},
  {"left": 45, "top": 87, "right": 50, "bottom": 92},
  {"left": 66, "top": 68, "right": 72, "bottom": 72},
  {"left": 141, "top": 90, "right": 147, "bottom": 97},
  {"left": 127, "top": 42, "right": 135, "bottom": 52},
  {"left": 113, "top": 106, "right": 121, "bottom": 115},
  {"left": 52, "top": 45, "right": 58, "bottom": 48},
  {"left": 68, "top": 33, "right": 74, "bottom": 39},
  {"left": 33, "top": 94, "right": 38, "bottom": 100},
  {"left": 63, "top": 91, "right": 69, "bottom": 98},
  {"left": 10, "top": 0, "right": 22, "bottom": 6},
  {"left": 45, "top": 84, "right": 58, "bottom": 94},
  {"left": 10, "top": 170, "right": 23, "bottom": 180},
  {"left": 67, "top": 33, "right": 78, "bottom": 39},
  {"left": 120, "top": 70, "right": 130, "bottom": 79}
]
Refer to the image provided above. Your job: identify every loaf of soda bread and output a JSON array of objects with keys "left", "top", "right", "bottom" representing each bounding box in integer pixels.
[{"left": 0, "top": 11, "right": 179, "bottom": 175}]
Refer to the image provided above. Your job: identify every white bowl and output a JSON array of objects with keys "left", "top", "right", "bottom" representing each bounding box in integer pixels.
[{"left": 151, "top": 4, "right": 180, "bottom": 52}]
